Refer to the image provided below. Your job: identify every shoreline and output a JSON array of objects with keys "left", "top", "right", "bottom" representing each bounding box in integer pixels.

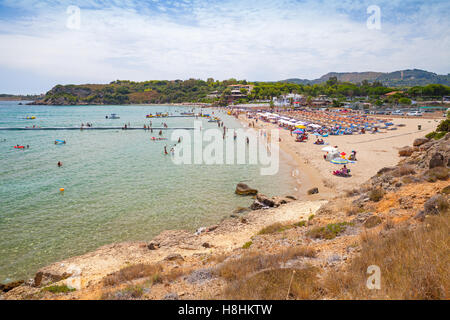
[
  {"left": 0, "top": 106, "right": 442, "bottom": 290},
  {"left": 0, "top": 106, "right": 303, "bottom": 284},
  {"left": 239, "top": 112, "right": 439, "bottom": 194}
]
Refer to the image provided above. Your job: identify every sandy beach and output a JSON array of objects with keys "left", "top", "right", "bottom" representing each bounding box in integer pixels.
[{"left": 239, "top": 113, "right": 441, "bottom": 195}]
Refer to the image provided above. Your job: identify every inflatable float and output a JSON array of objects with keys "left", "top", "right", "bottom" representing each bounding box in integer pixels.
[
  {"left": 14, "top": 145, "right": 25, "bottom": 149},
  {"left": 151, "top": 137, "right": 168, "bottom": 140}
]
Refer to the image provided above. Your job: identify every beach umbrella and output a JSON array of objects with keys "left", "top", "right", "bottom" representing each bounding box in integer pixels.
[
  {"left": 296, "top": 125, "right": 306, "bottom": 129},
  {"left": 293, "top": 129, "right": 304, "bottom": 134},
  {"left": 340, "top": 152, "right": 346, "bottom": 156},
  {"left": 322, "top": 146, "right": 337, "bottom": 152},
  {"left": 313, "top": 133, "right": 321, "bottom": 136},
  {"left": 331, "top": 158, "right": 349, "bottom": 164}
]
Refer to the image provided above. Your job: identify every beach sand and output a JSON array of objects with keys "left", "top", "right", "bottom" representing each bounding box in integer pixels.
[{"left": 239, "top": 114, "right": 441, "bottom": 196}]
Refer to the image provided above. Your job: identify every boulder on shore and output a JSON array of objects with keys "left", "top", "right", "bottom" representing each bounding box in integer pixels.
[
  {"left": 398, "top": 146, "right": 414, "bottom": 157},
  {"left": 413, "top": 138, "right": 429, "bottom": 147},
  {"left": 235, "top": 183, "right": 258, "bottom": 195},
  {"left": 250, "top": 200, "right": 266, "bottom": 210}
]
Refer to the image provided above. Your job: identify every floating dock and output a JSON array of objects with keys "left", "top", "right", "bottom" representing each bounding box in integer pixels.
[{"left": 0, "top": 127, "right": 195, "bottom": 131}]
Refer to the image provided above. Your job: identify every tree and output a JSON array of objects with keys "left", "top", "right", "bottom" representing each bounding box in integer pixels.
[{"left": 398, "top": 97, "right": 412, "bottom": 105}]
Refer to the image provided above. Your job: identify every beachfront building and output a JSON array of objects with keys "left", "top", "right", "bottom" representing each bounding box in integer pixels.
[
  {"left": 227, "top": 84, "right": 254, "bottom": 93},
  {"left": 273, "top": 93, "right": 305, "bottom": 107},
  {"left": 206, "top": 90, "right": 219, "bottom": 98},
  {"left": 226, "top": 84, "right": 254, "bottom": 104}
]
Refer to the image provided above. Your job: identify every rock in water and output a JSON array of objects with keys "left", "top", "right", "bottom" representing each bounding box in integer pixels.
[
  {"left": 0, "top": 280, "right": 24, "bottom": 293},
  {"left": 307, "top": 187, "right": 319, "bottom": 195},
  {"left": 235, "top": 183, "right": 258, "bottom": 195},
  {"left": 256, "top": 194, "right": 276, "bottom": 207}
]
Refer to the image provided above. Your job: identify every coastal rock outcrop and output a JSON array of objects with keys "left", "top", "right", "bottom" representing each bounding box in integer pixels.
[
  {"left": 429, "top": 152, "right": 445, "bottom": 168},
  {"left": 235, "top": 183, "right": 258, "bottom": 195},
  {"left": 398, "top": 146, "right": 415, "bottom": 157},
  {"left": 413, "top": 138, "right": 429, "bottom": 147},
  {"left": 0, "top": 280, "right": 24, "bottom": 293},
  {"left": 256, "top": 194, "right": 276, "bottom": 207},
  {"left": 250, "top": 200, "right": 266, "bottom": 210}
]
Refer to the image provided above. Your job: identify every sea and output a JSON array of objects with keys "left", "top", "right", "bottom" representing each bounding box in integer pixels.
[{"left": 0, "top": 102, "right": 298, "bottom": 282}]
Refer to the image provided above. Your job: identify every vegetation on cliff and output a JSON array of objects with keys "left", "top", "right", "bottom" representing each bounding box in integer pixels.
[{"left": 32, "top": 77, "right": 450, "bottom": 106}]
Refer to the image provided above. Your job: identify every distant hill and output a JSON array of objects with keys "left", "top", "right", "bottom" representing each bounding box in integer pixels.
[{"left": 281, "top": 69, "right": 450, "bottom": 87}]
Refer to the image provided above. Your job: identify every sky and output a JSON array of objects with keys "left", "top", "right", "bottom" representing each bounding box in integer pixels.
[{"left": 0, "top": 0, "right": 449, "bottom": 94}]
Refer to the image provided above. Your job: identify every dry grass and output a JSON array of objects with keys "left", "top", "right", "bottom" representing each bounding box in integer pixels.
[
  {"left": 221, "top": 267, "right": 323, "bottom": 300},
  {"left": 392, "top": 165, "right": 416, "bottom": 177},
  {"left": 258, "top": 222, "right": 292, "bottom": 235},
  {"left": 103, "top": 263, "right": 163, "bottom": 287},
  {"left": 369, "top": 188, "right": 385, "bottom": 202},
  {"left": 215, "top": 246, "right": 316, "bottom": 282},
  {"left": 101, "top": 285, "right": 145, "bottom": 300},
  {"left": 323, "top": 212, "right": 450, "bottom": 299},
  {"left": 423, "top": 167, "right": 449, "bottom": 182}
]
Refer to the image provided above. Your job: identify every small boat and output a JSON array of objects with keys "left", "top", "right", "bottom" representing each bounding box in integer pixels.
[{"left": 106, "top": 113, "right": 120, "bottom": 119}]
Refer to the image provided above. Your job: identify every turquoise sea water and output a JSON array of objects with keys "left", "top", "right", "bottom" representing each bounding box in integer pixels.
[{"left": 0, "top": 102, "right": 296, "bottom": 282}]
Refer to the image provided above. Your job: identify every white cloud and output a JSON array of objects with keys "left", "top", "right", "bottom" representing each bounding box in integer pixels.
[{"left": 0, "top": 0, "right": 449, "bottom": 93}]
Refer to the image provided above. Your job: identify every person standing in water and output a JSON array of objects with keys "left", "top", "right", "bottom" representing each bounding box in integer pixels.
[{"left": 164, "top": 146, "right": 168, "bottom": 155}]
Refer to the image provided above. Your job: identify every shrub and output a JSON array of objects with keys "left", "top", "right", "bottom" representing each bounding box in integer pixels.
[
  {"left": 307, "top": 222, "right": 352, "bottom": 240},
  {"left": 436, "top": 119, "right": 450, "bottom": 132},
  {"left": 41, "top": 284, "right": 76, "bottom": 294},
  {"left": 369, "top": 188, "right": 385, "bottom": 202},
  {"left": 426, "top": 131, "right": 437, "bottom": 139},
  {"left": 242, "top": 241, "right": 253, "bottom": 249},
  {"left": 258, "top": 223, "right": 291, "bottom": 235},
  {"left": 423, "top": 167, "right": 449, "bottom": 182},
  {"left": 293, "top": 220, "right": 306, "bottom": 227},
  {"left": 424, "top": 194, "right": 449, "bottom": 215}
]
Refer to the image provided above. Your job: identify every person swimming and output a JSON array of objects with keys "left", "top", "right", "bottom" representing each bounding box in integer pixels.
[{"left": 57, "top": 161, "right": 62, "bottom": 167}]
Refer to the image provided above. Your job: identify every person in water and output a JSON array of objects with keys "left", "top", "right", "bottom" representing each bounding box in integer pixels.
[
  {"left": 164, "top": 146, "right": 168, "bottom": 155},
  {"left": 159, "top": 130, "right": 162, "bottom": 136},
  {"left": 57, "top": 161, "right": 62, "bottom": 167}
]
